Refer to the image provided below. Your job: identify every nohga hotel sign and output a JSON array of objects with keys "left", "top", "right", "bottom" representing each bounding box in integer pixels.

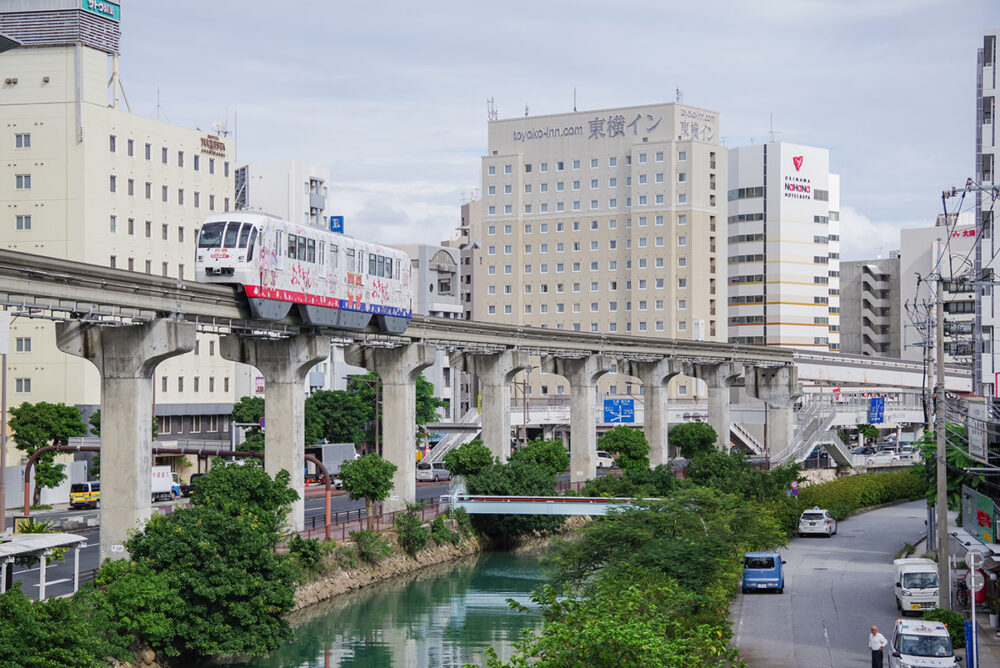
[
  {"left": 82, "top": 0, "right": 120, "bottom": 21},
  {"left": 784, "top": 155, "right": 811, "bottom": 200}
]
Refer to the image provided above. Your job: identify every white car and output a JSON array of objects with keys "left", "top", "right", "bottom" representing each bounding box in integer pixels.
[
  {"left": 416, "top": 461, "right": 452, "bottom": 482},
  {"left": 596, "top": 451, "right": 615, "bottom": 468},
  {"left": 798, "top": 507, "right": 837, "bottom": 537},
  {"left": 888, "top": 618, "right": 958, "bottom": 667}
]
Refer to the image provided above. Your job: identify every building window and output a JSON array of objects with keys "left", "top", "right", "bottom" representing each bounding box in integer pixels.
[
  {"left": 162, "top": 185, "right": 168, "bottom": 202},
  {"left": 145, "top": 220, "right": 152, "bottom": 237},
  {"left": 209, "top": 377, "right": 215, "bottom": 392},
  {"left": 127, "top": 218, "right": 135, "bottom": 235},
  {"left": 109, "top": 175, "right": 117, "bottom": 192},
  {"left": 15, "top": 378, "right": 31, "bottom": 393},
  {"left": 144, "top": 143, "right": 151, "bottom": 160},
  {"left": 15, "top": 133, "right": 30, "bottom": 149},
  {"left": 145, "top": 260, "right": 151, "bottom": 274},
  {"left": 162, "top": 224, "right": 169, "bottom": 241},
  {"left": 488, "top": 165, "right": 496, "bottom": 175},
  {"left": 678, "top": 236, "right": 687, "bottom": 246},
  {"left": 109, "top": 215, "right": 117, "bottom": 233},
  {"left": 15, "top": 337, "right": 30, "bottom": 352},
  {"left": 109, "top": 134, "right": 116, "bottom": 152},
  {"left": 161, "top": 147, "right": 168, "bottom": 164},
  {"left": 127, "top": 178, "right": 134, "bottom": 196},
  {"left": 15, "top": 174, "right": 31, "bottom": 190},
  {"left": 16, "top": 215, "right": 31, "bottom": 230},
  {"left": 224, "top": 377, "right": 230, "bottom": 393},
  {"left": 177, "top": 377, "right": 184, "bottom": 392},
  {"left": 178, "top": 151, "right": 184, "bottom": 167},
  {"left": 110, "top": 256, "right": 117, "bottom": 268},
  {"left": 178, "top": 189, "right": 184, "bottom": 205},
  {"left": 504, "top": 164, "right": 512, "bottom": 174},
  {"left": 127, "top": 139, "right": 134, "bottom": 156},
  {"left": 209, "top": 194, "right": 216, "bottom": 210},
  {"left": 128, "top": 258, "right": 135, "bottom": 271},
  {"left": 209, "top": 158, "right": 215, "bottom": 174}
]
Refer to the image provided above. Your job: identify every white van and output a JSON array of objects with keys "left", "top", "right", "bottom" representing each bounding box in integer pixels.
[
  {"left": 888, "top": 618, "right": 959, "bottom": 667},
  {"left": 893, "top": 558, "right": 939, "bottom": 615}
]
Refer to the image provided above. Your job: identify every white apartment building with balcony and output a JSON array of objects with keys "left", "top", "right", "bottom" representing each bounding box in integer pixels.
[
  {"left": 0, "top": 1, "right": 238, "bottom": 458},
  {"left": 840, "top": 256, "right": 901, "bottom": 358},
  {"left": 727, "top": 142, "right": 841, "bottom": 350},
  {"left": 975, "top": 31, "right": 998, "bottom": 395},
  {"left": 472, "top": 103, "right": 726, "bottom": 398},
  {"left": 234, "top": 160, "right": 330, "bottom": 229}
]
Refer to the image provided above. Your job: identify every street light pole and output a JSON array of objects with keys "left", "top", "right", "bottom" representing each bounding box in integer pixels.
[{"left": 935, "top": 276, "right": 950, "bottom": 609}]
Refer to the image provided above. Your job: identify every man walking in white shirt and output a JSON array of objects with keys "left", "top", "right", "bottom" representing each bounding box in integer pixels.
[{"left": 869, "top": 624, "right": 888, "bottom": 667}]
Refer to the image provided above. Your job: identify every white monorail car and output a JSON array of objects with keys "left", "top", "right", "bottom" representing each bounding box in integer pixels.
[{"left": 194, "top": 212, "right": 412, "bottom": 333}]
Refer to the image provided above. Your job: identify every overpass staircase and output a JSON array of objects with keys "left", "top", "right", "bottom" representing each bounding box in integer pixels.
[
  {"left": 426, "top": 408, "right": 482, "bottom": 462},
  {"left": 770, "top": 401, "right": 852, "bottom": 467},
  {"left": 730, "top": 422, "right": 765, "bottom": 456}
]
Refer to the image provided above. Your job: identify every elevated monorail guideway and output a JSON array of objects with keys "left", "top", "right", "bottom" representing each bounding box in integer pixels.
[
  {"left": 0, "top": 249, "right": 795, "bottom": 365},
  {"left": 445, "top": 493, "right": 657, "bottom": 516}
]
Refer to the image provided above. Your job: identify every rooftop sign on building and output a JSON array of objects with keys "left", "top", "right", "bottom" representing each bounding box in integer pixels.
[{"left": 0, "top": 0, "right": 121, "bottom": 53}]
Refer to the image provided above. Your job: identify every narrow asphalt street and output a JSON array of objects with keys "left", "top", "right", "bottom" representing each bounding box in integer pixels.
[{"left": 732, "top": 500, "right": 928, "bottom": 667}]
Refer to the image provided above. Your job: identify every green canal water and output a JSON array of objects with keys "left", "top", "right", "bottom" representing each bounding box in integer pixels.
[{"left": 231, "top": 550, "right": 547, "bottom": 668}]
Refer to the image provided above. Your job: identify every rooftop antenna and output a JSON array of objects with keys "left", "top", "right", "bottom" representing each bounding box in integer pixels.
[
  {"left": 675, "top": 87, "right": 683, "bottom": 103},
  {"left": 211, "top": 120, "right": 229, "bottom": 137},
  {"left": 768, "top": 113, "right": 782, "bottom": 143},
  {"left": 524, "top": 104, "right": 529, "bottom": 117},
  {"left": 487, "top": 97, "right": 497, "bottom": 121},
  {"left": 573, "top": 87, "right": 577, "bottom": 112}
]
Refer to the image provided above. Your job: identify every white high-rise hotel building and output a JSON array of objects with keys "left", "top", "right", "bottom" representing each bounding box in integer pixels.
[
  {"left": 975, "top": 31, "right": 997, "bottom": 396},
  {"left": 473, "top": 103, "right": 726, "bottom": 396},
  {"left": 727, "top": 143, "right": 841, "bottom": 350},
  {"left": 0, "top": 1, "right": 238, "bottom": 459}
]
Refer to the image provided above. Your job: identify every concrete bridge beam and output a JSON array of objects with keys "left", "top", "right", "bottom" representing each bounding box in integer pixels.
[
  {"left": 220, "top": 333, "right": 330, "bottom": 532},
  {"left": 541, "top": 355, "right": 616, "bottom": 483},
  {"left": 623, "top": 358, "right": 683, "bottom": 466},
  {"left": 683, "top": 361, "right": 744, "bottom": 451},
  {"left": 345, "top": 343, "right": 435, "bottom": 513},
  {"left": 745, "top": 364, "right": 801, "bottom": 457},
  {"left": 56, "top": 320, "right": 196, "bottom": 561},
  {"left": 449, "top": 350, "right": 533, "bottom": 461}
]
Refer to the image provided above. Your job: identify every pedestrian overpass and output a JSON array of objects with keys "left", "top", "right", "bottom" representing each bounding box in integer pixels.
[{"left": 446, "top": 494, "right": 650, "bottom": 516}]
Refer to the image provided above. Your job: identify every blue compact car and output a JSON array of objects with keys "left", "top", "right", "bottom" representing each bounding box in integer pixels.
[{"left": 742, "top": 551, "right": 785, "bottom": 594}]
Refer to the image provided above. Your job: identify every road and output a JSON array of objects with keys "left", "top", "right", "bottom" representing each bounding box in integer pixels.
[
  {"left": 732, "top": 500, "right": 928, "bottom": 667},
  {"left": 8, "top": 480, "right": 456, "bottom": 600}
]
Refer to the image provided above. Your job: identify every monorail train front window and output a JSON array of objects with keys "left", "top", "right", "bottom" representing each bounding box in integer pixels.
[
  {"left": 223, "top": 223, "right": 240, "bottom": 248},
  {"left": 246, "top": 228, "right": 257, "bottom": 257},
  {"left": 237, "top": 225, "right": 252, "bottom": 248},
  {"left": 198, "top": 222, "right": 226, "bottom": 248}
]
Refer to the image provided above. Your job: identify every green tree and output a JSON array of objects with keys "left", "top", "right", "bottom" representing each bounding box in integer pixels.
[
  {"left": 305, "top": 389, "right": 368, "bottom": 444},
  {"left": 415, "top": 374, "right": 445, "bottom": 425},
  {"left": 598, "top": 426, "right": 650, "bottom": 471},
  {"left": 581, "top": 464, "right": 677, "bottom": 498},
  {"left": 466, "top": 456, "right": 565, "bottom": 546},
  {"left": 509, "top": 438, "right": 570, "bottom": 476},
  {"left": 231, "top": 396, "right": 266, "bottom": 452},
  {"left": 442, "top": 439, "right": 495, "bottom": 477},
  {"left": 918, "top": 426, "right": 983, "bottom": 511},
  {"left": 121, "top": 461, "right": 299, "bottom": 659},
  {"left": 9, "top": 402, "right": 87, "bottom": 505},
  {"left": 339, "top": 453, "right": 397, "bottom": 528},
  {"left": 686, "top": 450, "right": 801, "bottom": 502},
  {"left": 668, "top": 421, "right": 718, "bottom": 459},
  {"left": 857, "top": 423, "right": 880, "bottom": 441}
]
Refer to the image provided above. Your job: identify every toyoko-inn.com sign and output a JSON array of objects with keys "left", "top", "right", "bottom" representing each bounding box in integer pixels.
[{"left": 511, "top": 107, "right": 716, "bottom": 144}]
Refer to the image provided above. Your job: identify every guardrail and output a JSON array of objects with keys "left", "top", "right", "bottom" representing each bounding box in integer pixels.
[{"left": 293, "top": 501, "right": 449, "bottom": 542}]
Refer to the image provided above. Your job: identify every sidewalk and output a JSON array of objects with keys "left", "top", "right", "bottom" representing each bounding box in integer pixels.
[{"left": 966, "top": 606, "right": 1000, "bottom": 665}]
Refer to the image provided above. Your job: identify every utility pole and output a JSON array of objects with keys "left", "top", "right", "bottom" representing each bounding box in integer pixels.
[{"left": 935, "top": 276, "right": 950, "bottom": 608}]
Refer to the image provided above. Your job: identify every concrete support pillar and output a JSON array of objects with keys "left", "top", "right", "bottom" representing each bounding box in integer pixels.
[
  {"left": 541, "top": 355, "right": 615, "bottom": 483},
  {"left": 220, "top": 333, "right": 330, "bottom": 532},
  {"left": 623, "top": 358, "right": 682, "bottom": 466},
  {"left": 745, "top": 365, "right": 801, "bottom": 458},
  {"left": 449, "top": 350, "right": 532, "bottom": 461},
  {"left": 56, "top": 320, "right": 195, "bottom": 562},
  {"left": 683, "top": 361, "right": 744, "bottom": 450},
  {"left": 345, "top": 344, "right": 435, "bottom": 513},
  {"left": 38, "top": 550, "right": 47, "bottom": 601}
]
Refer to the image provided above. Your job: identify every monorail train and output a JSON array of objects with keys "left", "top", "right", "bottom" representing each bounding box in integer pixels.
[{"left": 193, "top": 212, "right": 412, "bottom": 333}]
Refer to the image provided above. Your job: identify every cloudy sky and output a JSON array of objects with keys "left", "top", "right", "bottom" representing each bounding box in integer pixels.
[{"left": 119, "top": 1, "right": 994, "bottom": 260}]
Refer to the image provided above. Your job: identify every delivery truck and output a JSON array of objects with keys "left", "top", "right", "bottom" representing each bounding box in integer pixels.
[
  {"left": 152, "top": 465, "right": 178, "bottom": 502},
  {"left": 893, "top": 558, "right": 939, "bottom": 614}
]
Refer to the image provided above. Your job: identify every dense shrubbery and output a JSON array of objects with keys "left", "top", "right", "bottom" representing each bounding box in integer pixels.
[
  {"left": 579, "top": 464, "right": 677, "bottom": 498},
  {"left": 395, "top": 503, "right": 431, "bottom": 557},
  {"left": 431, "top": 515, "right": 461, "bottom": 545},
  {"left": 351, "top": 529, "right": 395, "bottom": 564},
  {"left": 797, "top": 467, "right": 926, "bottom": 520},
  {"left": 288, "top": 535, "right": 334, "bottom": 580},
  {"left": 921, "top": 608, "right": 966, "bottom": 648}
]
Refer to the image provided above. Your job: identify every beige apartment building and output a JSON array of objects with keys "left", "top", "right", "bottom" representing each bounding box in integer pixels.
[
  {"left": 0, "top": 2, "right": 238, "bottom": 469},
  {"left": 472, "top": 103, "right": 727, "bottom": 397}
]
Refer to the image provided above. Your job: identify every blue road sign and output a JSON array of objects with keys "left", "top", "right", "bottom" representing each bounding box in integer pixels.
[
  {"left": 869, "top": 397, "right": 885, "bottom": 424},
  {"left": 329, "top": 216, "right": 344, "bottom": 233},
  {"left": 603, "top": 398, "right": 635, "bottom": 423}
]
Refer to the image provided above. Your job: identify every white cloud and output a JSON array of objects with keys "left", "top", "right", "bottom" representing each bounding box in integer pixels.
[{"left": 838, "top": 206, "right": 916, "bottom": 261}]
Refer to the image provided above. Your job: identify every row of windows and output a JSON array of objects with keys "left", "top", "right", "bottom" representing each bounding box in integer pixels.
[
  {"left": 729, "top": 233, "right": 764, "bottom": 243},
  {"left": 489, "top": 171, "right": 686, "bottom": 195},
  {"left": 730, "top": 274, "right": 765, "bottom": 284},
  {"left": 489, "top": 277, "right": 689, "bottom": 295},
  {"left": 487, "top": 214, "right": 691, "bottom": 234},
  {"left": 729, "top": 295, "right": 764, "bottom": 305},
  {"left": 487, "top": 151, "right": 693, "bottom": 177},
  {"left": 485, "top": 256, "right": 689, "bottom": 275},
  {"left": 12, "top": 335, "right": 220, "bottom": 357},
  {"left": 729, "top": 315, "right": 765, "bottom": 324},
  {"left": 488, "top": 236, "right": 686, "bottom": 254},
  {"left": 159, "top": 414, "right": 226, "bottom": 435},
  {"left": 729, "top": 254, "right": 764, "bottom": 264},
  {"left": 108, "top": 176, "right": 224, "bottom": 209},
  {"left": 109, "top": 216, "right": 186, "bottom": 241},
  {"left": 109, "top": 134, "right": 229, "bottom": 176},
  {"left": 728, "top": 186, "right": 764, "bottom": 201},
  {"left": 728, "top": 213, "right": 764, "bottom": 223},
  {"left": 161, "top": 376, "right": 231, "bottom": 393},
  {"left": 487, "top": 192, "right": 693, "bottom": 215},
  {"left": 482, "top": 312, "right": 691, "bottom": 334},
  {"left": 110, "top": 256, "right": 184, "bottom": 278}
]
